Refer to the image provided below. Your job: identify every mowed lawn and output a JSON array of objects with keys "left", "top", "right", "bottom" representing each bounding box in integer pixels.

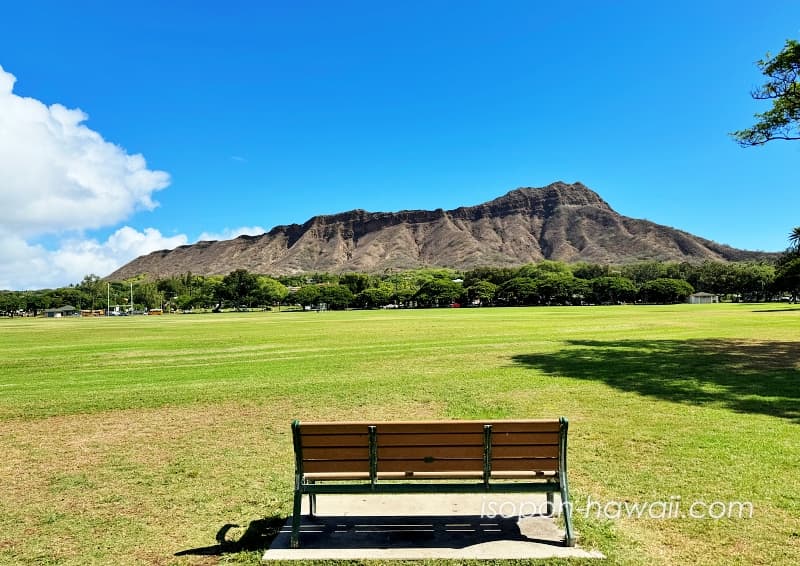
[{"left": 1, "top": 305, "right": 798, "bottom": 565}]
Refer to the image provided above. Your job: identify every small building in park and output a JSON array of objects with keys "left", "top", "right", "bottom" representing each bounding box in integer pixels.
[
  {"left": 44, "top": 305, "right": 78, "bottom": 318},
  {"left": 687, "top": 292, "right": 719, "bottom": 305}
]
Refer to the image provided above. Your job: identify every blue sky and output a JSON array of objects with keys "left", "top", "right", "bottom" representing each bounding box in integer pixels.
[{"left": 1, "top": 1, "right": 798, "bottom": 289}]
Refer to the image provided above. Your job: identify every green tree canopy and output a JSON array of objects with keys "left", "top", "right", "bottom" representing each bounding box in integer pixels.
[
  {"left": 197, "top": 275, "right": 224, "bottom": 310},
  {"left": 254, "top": 276, "right": 289, "bottom": 308},
  {"left": 78, "top": 274, "right": 104, "bottom": 310},
  {"left": 620, "top": 262, "right": 667, "bottom": 285},
  {"left": 729, "top": 263, "right": 775, "bottom": 301},
  {"left": 774, "top": 258, "right": 800, "bottom": 302},
  {"left": 339, "top": 273, "right": 375, "bottom": 295},
  {"left": 639, "top": 278, "right": 695, "bottom": 304},
  {"left": 496, "top": 277, "right": 538, "bottom": 306},
  {"left": 590, "top": 276, "right": 638, "bottom": 304},
  {"left": 462, "top": 267, "right": 516, "bottom": 287},
  {"left": 466, "top": 280, "right": 498, "bottom": 305},
  {"left": 774, "top": 228, "right": 800, "bottom": 302},
  {"left": 0, "top": 292, "right": 24, "bottom": 315},
  {"left": 317, "top": 284, "right": 354, "bottom": 310},
  {"left": 534, "top": 272, "right": 585, "bottom": 305},
  {"left": 291, "top": 285, "right": 320, "bottom": 307},
  {"left": 789, "top": 226, "right": 800, "bottom": 251},
  {"left": 414, "top": 278, "right": 462, "bottom": 307},
  {"left": 356, "top": 285, "right": 393, "bottom": 308},
  {"left": 571, "top": 262, "right": 610, "bottom": 280},
  {"left": 134, "top": 281, "right": 162, "bottom": 310},
  {"left": 733, "top": 39, "right": 800, "bottom": 146},
  {"left": 222, "top": 269, "right": 259, "bottom": 307}
]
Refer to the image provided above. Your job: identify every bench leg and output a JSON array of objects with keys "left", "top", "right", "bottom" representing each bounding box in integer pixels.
[
  {"left": 290, "top": 487, "right": 302, "bottom": 548},
  {"left": 546, "top": 491, "right": 554, "bottom": 516},
  {"left": 307, "top": 480, "right": 317, "bottom": 518},
  {"left": 560, "top": 482, "right": 576, "bottom": 547}
]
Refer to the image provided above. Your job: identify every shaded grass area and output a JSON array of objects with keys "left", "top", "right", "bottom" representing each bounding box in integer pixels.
[
  {"left": 512, "top": 339, "right": 800, "bottom": 421},
  {"left": 0, "top": 305, "right": 799, "bottom": 565}
]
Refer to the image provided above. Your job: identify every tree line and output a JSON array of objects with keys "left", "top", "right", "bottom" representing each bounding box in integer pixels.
[{"left": 3, "top": 255, "right": 799, "bottom": 316}]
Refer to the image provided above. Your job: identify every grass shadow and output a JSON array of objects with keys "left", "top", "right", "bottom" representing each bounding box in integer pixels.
[
  {"left": 512, "top": 339, "right": 800, "bottom": 422},
  {"left": 174, "top": 516, "right": 284, "bottom": 557}
]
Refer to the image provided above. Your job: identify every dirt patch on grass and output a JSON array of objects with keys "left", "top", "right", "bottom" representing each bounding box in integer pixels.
[{"left": 0, "top": 398, "right": 447, "bottom": 565}]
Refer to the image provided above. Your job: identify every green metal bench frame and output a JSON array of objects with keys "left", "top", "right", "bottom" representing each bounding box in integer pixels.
[{"left": 290, "top": 417, "right": 575, "bottom": 548}]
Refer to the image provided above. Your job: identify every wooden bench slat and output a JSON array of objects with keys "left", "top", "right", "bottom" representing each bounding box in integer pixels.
[
  {"left": 299, "top": 419, "right": 559, "bottom": 426},
  {"left": 378, "top": 433, "right": 484, "bottom": 446},
  {"left": 489, "top": 470, "right": 556, "bottom": 478},
  {"left": 303, "top": 471, "right": 371, "bottom": 480},
  {"left": 301, "top": 449, "right": 559, "bottom": 464},
  {"left": 301, "top": 434, "right": 369, "bottom": 447},
  {"left": 303, "top": 459, "right": 370, "bottom": 473},
  {"left": 307, "top": 471, "right": 491, "bottom": 480},
  {"left": 301, "top": 433, "right": 559, "bottom": 449},
  {"left": 299, "top": 421, "right": 560, "bottom": 435},
  {"left": 378, "top": 445, "right": 484, "bottom": 459},
  {"left": 492, "top": 458, "right": 559, "bottom": 471},
  {"left": 377, "top": 458, "right": 486, "bottom": 472},
  {"left": 491, "top": 421, "right": 561, "bottom": 433},
  {"left": 303, "top": 447, "right": 370, "bottom": 460},
  {"left": 301, "top": 435, "right": 561, "bottom": 446},
  {"left": 381, "top": 434, "right": 560, "bottom": 447},
  {"left": 302, "top": 470, "right": 558, "bottom": 481},
  {"left": 492, "top": 445, "right": 560, "bottom": 458},
  {"left": 301, "top": 424, "right": 371, "bottom": 435},
  {"left": 492, "top": 432, "right": 560, "bottom": 445},
  {"left": 302, "top": 445, "right": 558, "bottom": 461},
  {"left": 376, "top": 423, "right": 486, "bottom": 434},
  {"left": 376, "top": 457, "right": 558, "bottom": 473}
]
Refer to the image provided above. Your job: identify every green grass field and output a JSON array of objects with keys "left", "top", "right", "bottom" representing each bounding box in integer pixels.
[{"left": 1, "top": 304, "right": 799, "bottom": 565}]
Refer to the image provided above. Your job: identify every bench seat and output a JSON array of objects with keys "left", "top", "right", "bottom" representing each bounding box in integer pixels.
[{"left": 303, "top": 470, "right": 558, "bottom": 481}]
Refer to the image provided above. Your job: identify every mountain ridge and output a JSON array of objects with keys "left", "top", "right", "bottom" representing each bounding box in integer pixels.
[{"left": 107, "top": 182, "right": 771, "bottom": 280}]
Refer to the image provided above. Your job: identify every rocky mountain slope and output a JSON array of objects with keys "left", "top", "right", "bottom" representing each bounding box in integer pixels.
[{"left": 107, "top": 182, "right": 768, "bottom": 279}]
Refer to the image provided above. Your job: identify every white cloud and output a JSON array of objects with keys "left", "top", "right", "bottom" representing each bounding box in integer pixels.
[
  {"left": 0, "top": 65, "right": 175, "bottom": 289},
  {"left": 197, "top": 225, "right": 266, "bottom": 242},
  {"left": 0, "top": 65, "right": 170, "bottom": 237},
  {"left": 0, "top": 227, "right": 187, "bottom": 290}
]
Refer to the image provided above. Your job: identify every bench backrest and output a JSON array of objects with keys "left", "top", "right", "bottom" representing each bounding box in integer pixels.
[{"left": 293, "top": 419, "right": 566, "bottom": 476}]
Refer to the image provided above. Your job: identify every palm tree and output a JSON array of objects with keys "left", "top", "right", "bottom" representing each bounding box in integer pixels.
[{"left": 790, "top": 226, "right": 800, "bottom": 250}]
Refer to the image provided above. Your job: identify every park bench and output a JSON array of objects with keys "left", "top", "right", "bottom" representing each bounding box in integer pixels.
[{"left": 290, "top": 417, "right": 575, "bottom": 548}]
